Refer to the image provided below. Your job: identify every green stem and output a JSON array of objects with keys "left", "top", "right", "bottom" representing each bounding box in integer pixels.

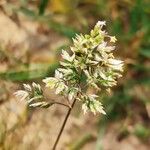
[{"left": 52, "top": 98, "right": 77, "bottom": 150}]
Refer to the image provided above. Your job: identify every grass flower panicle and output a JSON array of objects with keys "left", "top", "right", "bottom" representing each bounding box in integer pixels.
[{"left": 43, "top": 21, "right": 124, "bottom": 115}]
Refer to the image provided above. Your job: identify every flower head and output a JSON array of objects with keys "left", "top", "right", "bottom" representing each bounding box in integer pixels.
[{"left": 43, "top": 21, "right": 124, "bottom": 114}]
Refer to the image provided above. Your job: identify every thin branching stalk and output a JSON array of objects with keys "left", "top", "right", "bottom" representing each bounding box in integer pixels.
[
  {"left": 53, "top": 102, "right": 70, "bottom": 108},
  {"left": 52, "top": 98, "right": 77, "bottom": 150}
]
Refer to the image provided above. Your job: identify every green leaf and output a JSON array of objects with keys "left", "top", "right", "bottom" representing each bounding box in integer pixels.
[
  {"left": 139, "top": 48, "right": 150, "bottom": 58},
  {"left": 134, "top": 124, "right": 150, "bottom": 140},
  {"left": 19, "top": 7, "right": 37, "bottom": 18},
  {"left": 95, "top": 123, "right": 107, "bottom": 150},
  {"left": 38, "top": 0, "right": 49, "bottom": 15},
  {"left": 0, "top": 63, "right": 58, "bottom": 81}
]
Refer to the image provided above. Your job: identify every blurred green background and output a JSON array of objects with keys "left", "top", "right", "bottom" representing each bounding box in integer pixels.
[{"left": 0, "top": 0, "right": 150, "bottom": 149}]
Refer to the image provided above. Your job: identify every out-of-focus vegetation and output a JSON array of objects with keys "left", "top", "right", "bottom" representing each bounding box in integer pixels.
[{"left": 0, "top": 0, "right": 150, "bottom": 149}]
